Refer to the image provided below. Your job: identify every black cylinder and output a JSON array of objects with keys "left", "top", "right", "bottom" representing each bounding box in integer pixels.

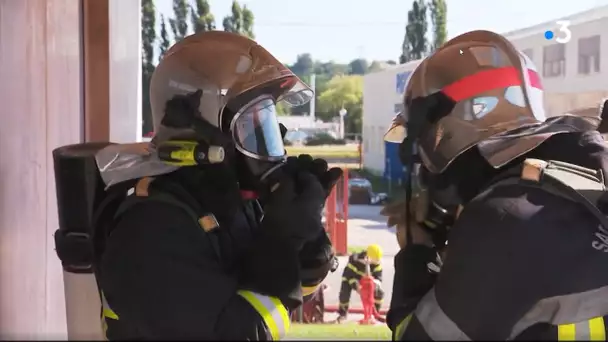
[{"left": 53, "top": 142, "right": 115, "bottom": 235}]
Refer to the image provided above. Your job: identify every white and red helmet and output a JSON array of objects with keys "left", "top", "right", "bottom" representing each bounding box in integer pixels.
[{"left": 385, "top": 30, "right": 599, "bottom": 174}]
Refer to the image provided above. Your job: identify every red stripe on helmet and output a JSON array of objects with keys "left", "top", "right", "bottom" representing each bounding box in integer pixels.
[{"left": 441, "top": 66, "right": 542, "bottom": 102}]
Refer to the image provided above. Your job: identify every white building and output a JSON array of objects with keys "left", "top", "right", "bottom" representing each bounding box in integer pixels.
[
  {"left": 362, "top": 61, "right": 420, "bottom": 175},
  {"left": 362, "top": 4, "right": 608, "bottom": 175}
]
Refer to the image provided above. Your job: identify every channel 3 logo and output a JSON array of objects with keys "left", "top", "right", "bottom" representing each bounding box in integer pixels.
[{"left": 544, "top": 21, "right": 571, "bottom": 44}]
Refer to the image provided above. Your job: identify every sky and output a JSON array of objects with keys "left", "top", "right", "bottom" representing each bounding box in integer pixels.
[{"left": 156, "top": 0, "right": 608, "bottom": 65}]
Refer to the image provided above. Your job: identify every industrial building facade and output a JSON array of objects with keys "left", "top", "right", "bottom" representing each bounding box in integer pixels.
[{"left": 362, "top": 4, "right": 608, "bottom": 175}]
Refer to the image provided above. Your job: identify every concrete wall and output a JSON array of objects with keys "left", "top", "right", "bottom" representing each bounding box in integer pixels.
[
  {"left": 0, "top": 0, "right": 141, "bottom": 338},
  {"left": 362, "top": 61, "right": 420, "bottom": 173}
]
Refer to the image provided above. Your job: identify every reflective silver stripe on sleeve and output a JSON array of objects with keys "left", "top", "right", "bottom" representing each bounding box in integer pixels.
[
  {"left": 237, "top": 290, "right": 290, "bottom": 340},
  {"left": 414, "top": 288, "right": 471, "bottom": 340}
]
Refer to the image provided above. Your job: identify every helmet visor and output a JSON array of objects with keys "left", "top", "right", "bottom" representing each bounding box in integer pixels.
[
  {"left": 384, "top": 111, "right": 408, "bottom": 143},
  {"left": 232, "top": 96, "right": 285, "bottom": 159}
]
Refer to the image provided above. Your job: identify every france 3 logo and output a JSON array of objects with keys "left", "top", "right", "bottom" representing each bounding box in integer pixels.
[{"left": 544, "top": 21, "right": 572, "bottom": 44}]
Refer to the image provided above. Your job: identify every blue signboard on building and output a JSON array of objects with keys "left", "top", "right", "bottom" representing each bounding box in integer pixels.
[
  {"left": 384, "top": 141, "right": 405, "bottom": 184},
  {"left": 395, "top": 71, "right": 411, "bottom": 94},
  {"left": 382, "top": 69, "right": 412, "bottom": 183}
]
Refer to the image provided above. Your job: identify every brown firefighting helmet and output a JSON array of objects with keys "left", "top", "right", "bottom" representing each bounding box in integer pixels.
[
  {"left": 150, "top": 31, "right": 312, "bottom": 159},
  {"left": 384, "top": 30, "right": 600, "bottom": 174}
]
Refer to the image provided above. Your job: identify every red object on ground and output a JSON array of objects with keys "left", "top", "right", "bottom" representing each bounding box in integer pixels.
[
  {"left": 357, "top": 264, "right": 386, "bottom": 325},
  {"left": 324, "top": 305, "right": 388, "bottom": 315},
  {"left": 290, "top": 284, "right": 326, "bottom": 324}
]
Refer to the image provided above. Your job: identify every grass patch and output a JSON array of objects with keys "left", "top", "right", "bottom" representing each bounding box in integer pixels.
[
  {"left": 327, "top": 162, "right": 360, "bottom": 169},
  {"left": 286, "top": 145, "right": 359, "bottom": 159},
  {"left": 286, "top": 323, "right": 391, "bottom": 340}
]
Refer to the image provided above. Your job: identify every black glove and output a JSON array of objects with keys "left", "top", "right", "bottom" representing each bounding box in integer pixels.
[
  {"left": 284, "top": 154, "right": 343, "bottom": 198},
  {"left": 161, "top": 90, "right": 202, "bottom": 129},
  {"left": 261, "top": 170, "right": 326, "bottom": 250},
  {"left": 299, "top": 230, "right": 338, "bottom": 286}
]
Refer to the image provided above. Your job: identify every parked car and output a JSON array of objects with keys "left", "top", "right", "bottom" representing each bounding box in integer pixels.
[{"left": 348, "top": 177, "right": 387, "bottom": 205}]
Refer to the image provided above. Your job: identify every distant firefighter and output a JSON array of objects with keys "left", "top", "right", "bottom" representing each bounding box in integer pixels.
[{"left": 335, "top": 244, "right": 384, "bottom": 323}]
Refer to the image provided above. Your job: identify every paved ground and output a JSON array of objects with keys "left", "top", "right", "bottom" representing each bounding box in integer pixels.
[{"left": 322, "top": 204, "right": 398, "bottom": 323}]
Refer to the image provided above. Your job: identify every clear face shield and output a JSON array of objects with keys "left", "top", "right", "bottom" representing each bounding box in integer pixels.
[{"left": 231, "top": 95, "right": 286, "bottom": 161}]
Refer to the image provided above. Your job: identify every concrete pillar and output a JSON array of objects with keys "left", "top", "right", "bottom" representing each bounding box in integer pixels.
[
  {"left": 0, "top": 0, "right": 141, "bottom": 338},
  {"left": 0, "top": 0, "right": 80, "bottom": 338}
]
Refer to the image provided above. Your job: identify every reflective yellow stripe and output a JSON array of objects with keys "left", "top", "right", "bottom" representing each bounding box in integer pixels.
[
  {"left": 348, "top": 278, "right": 358, "bottom": 285},
  {"left": 101, "top": 292, "right": 119, "bottom": 320},
  {"left": 302, "top": 284, "right": 320, "bottom": 297},
  {"left": 589, "top": 317, "right": 606, "bottom": 341},
  {"left": 559, "top": 323, "right": 576, "bottom": 341},
  {"left": 558, "top": 317, "right": 606, "bottom": 341},
  {"left": 375, "top": 299, "right": 384, "bottom": 304},
  {"left": 373, "top": 265, "right": 382, "bottom": 272},
  {"left": 238, "top": 290, "right": 290, "bottom": 340},
  {"left": 347, "top": 263, "right": 365, "bottom": 276},
  {"left": 394, "top": 314, "right": 412, "bottom": 340}
]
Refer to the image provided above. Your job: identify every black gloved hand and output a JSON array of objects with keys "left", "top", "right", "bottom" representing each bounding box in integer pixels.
[
  {"left": 161, "top": 90, "right": 202, "bottom": 129},
  {"left": 261, "top": 170, "right": 326, "bottom": 250},
  {"left": 299, "top": 230, "right": 338, "bottom": 287},
  {"left": 283, "top": 154, "right": 344, "bottom": 198}
]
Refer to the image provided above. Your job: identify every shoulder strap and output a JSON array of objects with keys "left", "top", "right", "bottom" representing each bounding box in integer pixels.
[
  {"left": 486, "top": 158, "right": 608, "bottom": 230},
  {"left": 111, "top": 177, "right": 223, "bottom": 260}
]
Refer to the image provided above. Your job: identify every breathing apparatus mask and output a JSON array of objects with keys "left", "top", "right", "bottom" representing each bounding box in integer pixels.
[
  {"left": 157, "top": 77, "right": 307, "bottom": 197},
  {"left": 222, "top": 90, "right": 291, "bottom": 193},
  {"left": 395, "top": 95, "right": 459, "bottom": 251}
]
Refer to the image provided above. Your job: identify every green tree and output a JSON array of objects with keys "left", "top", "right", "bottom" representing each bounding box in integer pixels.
[
  {"left": 408, "top": 0, "right": 429, "bottom": 59},
  {"left": 316, "top": 75, "right": 364, "bottom": 134},
  {"left": 348, "top": 58, "right": 369, "bottom": 75},
  {"left": 399, "top": 32, "right": 412, "bottom": 63},
  {"left": 141, "top": 0, "right": 156, "bottom": 135},
  {"left": 429, "top": 0, "right": 447, "bottom": 51},
  {"left": 169, "top": 0, "right": 189, "bottom": 42},
  {"left": 222, "top": 1, "right": 255, "bottom": 38},
  {"left": 369, "top": 60, "right": 389, "bottom": 72},
  {"left": 159, "top": 14, "right": 171, "bottom": 61},
  {"left": 190, "top": 0, "right": 215, "bottom": 33},
  {"left": 290, "top": 53, "right": 314, "bottom": 76},
  {"left": 242, "top": 5, "right": 254, "bottom": 38},
  {"left": 401, "top": 0, "right": 429, "bottom": 62}
]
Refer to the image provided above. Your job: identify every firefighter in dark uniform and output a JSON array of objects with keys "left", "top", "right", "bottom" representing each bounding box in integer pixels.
[
  {"left": 335, "top": 244, "right": 384, "bottom": 322},
  {"left": 383, "top": 30, "right": 608, "bottom": 340},
  {"left": 93, "top": 31, "right": 343, "bottom": 340}
]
